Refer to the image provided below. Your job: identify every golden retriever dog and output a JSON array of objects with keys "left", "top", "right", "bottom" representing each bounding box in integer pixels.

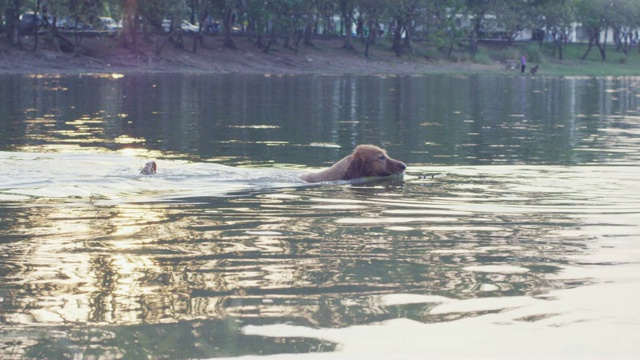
[
  {"left": 299, "top": 144, "right": 406, "bottom": 183},
  {"left": 140, "top": 161, "right": 157, "bottom": 175}
]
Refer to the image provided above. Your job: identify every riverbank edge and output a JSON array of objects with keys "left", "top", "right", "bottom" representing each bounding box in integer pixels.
[{"left": 1, "top": 35, "right": 640, "bottom": 77}]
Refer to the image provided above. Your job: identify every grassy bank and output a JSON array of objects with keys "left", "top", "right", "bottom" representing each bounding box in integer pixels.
[
  {"left": 335, "top": 37, "right": 640, "bottom": 76},
  {"left": 469, "top": 41, "right": 640, "bottom": 76},
  {"left": 536, "top": 43, "right": 640, "bottom": 76}
]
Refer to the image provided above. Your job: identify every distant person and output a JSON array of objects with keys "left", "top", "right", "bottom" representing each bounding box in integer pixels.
[
  {"left": 530, "top": 65, "right": 539, "bottom": 75},
  {"left": 520, "top": 55, "right": 526, "bottom": 74}
]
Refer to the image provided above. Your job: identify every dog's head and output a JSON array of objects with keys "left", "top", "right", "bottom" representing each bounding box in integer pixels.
[
  {"left": 140, "top": 161, "right": 157, "bottom": 175},
  {"left": 345, "top": 145, "right": 406, "bottom": 180}
]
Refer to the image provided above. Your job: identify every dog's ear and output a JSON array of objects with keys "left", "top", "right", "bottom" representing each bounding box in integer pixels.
[{"left": 345, "top": 155, "right": 365, "bottom": 180}]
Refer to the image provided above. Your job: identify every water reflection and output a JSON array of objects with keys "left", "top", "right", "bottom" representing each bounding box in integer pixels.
[
  {"left": 1, "top": 74, "right": 640, "bottom": 165},
  {"left": 1, "top": 74, "right": 640, "bottom": 358},
  {"left": 2, "top": 160, "right": 638, "bottom": 357},
  {"left": 3, "top": 164, "right": 619, "bottom": 315}
]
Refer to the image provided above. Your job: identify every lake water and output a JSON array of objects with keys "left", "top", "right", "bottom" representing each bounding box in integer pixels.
[{"left": 0, "top": 73, "right": 639, "bottom": 359}]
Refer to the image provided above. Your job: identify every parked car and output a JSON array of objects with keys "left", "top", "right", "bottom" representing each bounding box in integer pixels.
[
  {"left": 55, "top": 16, "right": 74, "bottom": 29},
  {"left": 96, "top": 17, "right": 121, "bottom": 33},
  {"left": 161, "top": 19, "right": 200, "bottom": 33},
  {"left": 180, "top": 20, "right": 200, "bottom": 33},
  {"left": 56, "top": 16, "right": 90, "bottom": 30},
  {"left": 19, "top": 12, "right": 51, "bottom": 33}
]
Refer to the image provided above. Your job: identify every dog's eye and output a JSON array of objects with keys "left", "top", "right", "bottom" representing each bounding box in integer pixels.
[{"left": 378, "top": 154, "right": 386, "bottom": 161}]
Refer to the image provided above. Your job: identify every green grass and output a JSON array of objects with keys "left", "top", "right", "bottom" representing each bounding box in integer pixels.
[
  {"left": 320, "top": 37, "right": 640, "bottom": 76},
  {"left": 536, "top": 43, "right": 640, "bottom": 76},
  {"left": 483, "top": 42, "right": 640, "bottom": 76}
]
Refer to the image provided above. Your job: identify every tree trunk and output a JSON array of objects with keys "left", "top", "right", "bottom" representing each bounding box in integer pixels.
[
  {"left": 581, "top": 35, "right": 595, "bottom": 60},
  {"left": 392, "top": 19, "right": 404, "bottom": 57},
  {"left": 364, "top": 20, "right": 379, "bottom": 57},
  {"left": 33, "top": 0, "right": 42, "bottom": 52},
  {"left": 303, "top": 21, "right": 314, "bottom": 47},
  {"left": 192, "top": 31, "right": 199, "bottom": 54},
  {"left": 6, "top": 0, "right": 22, "bottom": 47},
  {"left": 155, "top": 31, "right": 170, "bottom": 55},
  {"left": 222, "top": 7, "right": 235, "bottom": 49},
  {"left": 535, "top": 29, "right": 545, "bottom": 50},
  {"left": 621, "top": 30, "right": 631, "bottom": 55},
  {"left": 341, "top": 0, "right": 354, "bottom": 50},
  {"left": 343, "top": 15, "right": 354, "bottom": 49},
  {"left": 447, "top": 41, "right": 454, "bottom": 59},
  {"left": 72, "top": 19, "right": 86, "bottom": 55},
  {"left": 469, "top": 16, "right": 482, "bottom": 53},
  {"left": 364, "top": 21, "right": 373, "bottom": 57},
  {"left": 247, "top": 18, "right": 256, "bottom": 43},
  {"left": 256, "top": 31, "right": 264, "bottom": 48},
  {"left": 372, "top": 21, "right": 379, "bottom": 45},
  {"left": 614, "top": 29, "right": 622, "bottom": 52},
  {"left": 403, "top": 26, "right": 413, "bottom": 54},
  {"left": 264, "top": 27, "right": 276, "bottom": 53},
  {"left": 557, "top": 40, "right": 563, "bottom": 60},
  {"left": 294, "top": 29, "right": 303, "bottom": 48},
  {"left": 283, "top": 31, "right": 292, "bottom": 50},
  {"left": 120, "top": 0, "right": 138, "bottom": 53},
  {"left": 191, "top": 12, "right": 207, "bottom": 53},
  {"left": 324, "top": 15, "right": 331, "bottom": 36},
  {"left": 597, "top": 28, "right": 607, "bottom": 60}
]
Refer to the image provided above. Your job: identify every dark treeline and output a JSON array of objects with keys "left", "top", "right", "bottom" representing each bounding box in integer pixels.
[{"left": 1, "top": 0, "right": 639, "bottom": 60}]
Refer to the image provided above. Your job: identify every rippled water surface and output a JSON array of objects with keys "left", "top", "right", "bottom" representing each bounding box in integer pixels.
[{"left": 1, "top": 74, "right": 639, "bottom": 359}]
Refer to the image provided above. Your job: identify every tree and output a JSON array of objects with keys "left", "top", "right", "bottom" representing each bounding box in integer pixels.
[
  {"left": 5, "top": 0, "right": 23, "bottom": 47},
  {"left": 120, "top": 0, "right": 139, "bottom": 52},
  {"left": 356, "top": 0, "right": 385, "bottom": 57},
  {"left": 463, "top": 0, "right": 491, "bottom": 53},
  {"left": 300, "top": 1, "right": 318, "bottom": 47},
  {"left": 186, "top": 0, "right": 212, "bottom": 53},
  {"left": 141, "top": 0, "right": 188, "bottom": 55},
  {"left": 387, "top": 0, "right": 422, "bottom": 57},
  {"left": 425, "top": 0, "right": 465, "bottom": 59},
  {"left": 339, "top": 0, "right": 355, "bottom": 50},
  {"left": 211, "top": 0, "right": 242, "bottom": 49},
  {"left": 538, "top": 0, "right": 576, "bottom": 60},
  {"left": 245, "top": 0, "right": 269, "bottom": 47},
  {"left": 316, "top": 0, "right": 337, "bottom": 36},
  {"left": 66, "top": 0, "right": 105, "bottom": 54},
  {"left": 608, "top": 0, "right": 640, "bottom": 55},
  {"left": 576, "top": 0, "right": 614, "bottom": 60},
  {"left": 490, "top": 0, "right": 531, "bottom": 45},
  {"left": 261, "top": 0, "right": 307, "bottom": 52},
  {"left": 28, "top": 0, "right": 42, "bottom": 51}
]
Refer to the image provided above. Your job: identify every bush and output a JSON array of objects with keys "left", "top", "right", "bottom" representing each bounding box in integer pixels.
[
  {"left": 473, "top": 51, "right": 493, "bottom": 64},
  {"left": 495, "top": 48, "right": 520, "bottom": 63},
  {"left": 450, "top": 51, "right": 470, "bottom": 63},
  {"left": 422, "top": 47, "right": 439, "bottom": 60},
  {"left": 524, "top": 43, "right": 544, "bottom": 63},
  {"left": 470, "top": 47, "right": 494, "bottom": 64}
]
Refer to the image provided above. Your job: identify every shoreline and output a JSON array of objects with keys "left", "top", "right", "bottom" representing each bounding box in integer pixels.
[
  {"left": 0, "top": 39, "right": 499, "bottom": 76},
  {"left": 1, "top": 36, "right": 640, "bottom": 77}
]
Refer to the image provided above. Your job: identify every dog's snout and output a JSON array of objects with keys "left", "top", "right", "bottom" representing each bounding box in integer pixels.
[{"left": 394, "top": 161, "right": 406, "bottom": 172}]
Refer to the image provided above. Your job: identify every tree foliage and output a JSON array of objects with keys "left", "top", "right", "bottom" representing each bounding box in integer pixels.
[{"left": 3, "top": 0, "right": 638, "bottom": 61}]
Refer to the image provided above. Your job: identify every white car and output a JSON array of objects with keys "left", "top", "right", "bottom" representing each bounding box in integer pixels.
[
  {"left": 97, "top": 17, "right": 121, "bottom": 33},
  {"left": 180, "top": 20, "right": 200, "bottom": 33},
  {"left": 161, "top": 20, "right": 200, "bottom": 33}
]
